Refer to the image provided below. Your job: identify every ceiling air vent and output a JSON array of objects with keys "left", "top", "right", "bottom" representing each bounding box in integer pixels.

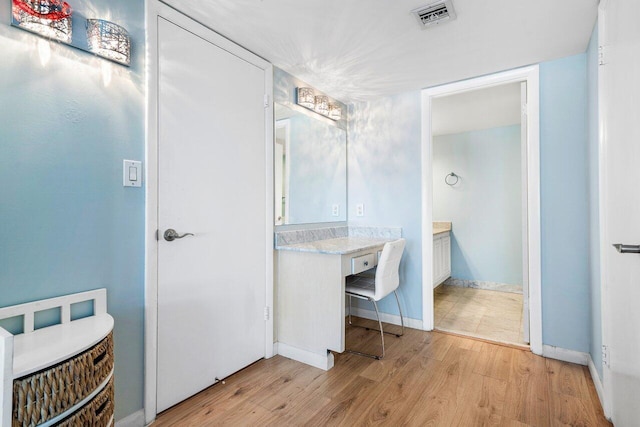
[{"left": 411, "top": 0, "right": 457, "bottom": 29}]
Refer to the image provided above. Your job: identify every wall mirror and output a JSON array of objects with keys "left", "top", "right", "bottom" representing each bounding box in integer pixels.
[{"left": 275, "top": 103, "right": 347, "bottom": 225}]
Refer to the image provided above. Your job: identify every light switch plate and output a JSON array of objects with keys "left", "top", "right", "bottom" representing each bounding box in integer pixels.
[
  {"left": 356, "top": 204, "right": 364, "bottom": 217},
  {"left": 332, "top": 204, "right": 340, "bottom": 216},
  {"left": 123, "top": 160, "right": 142, "bottom": 187}
]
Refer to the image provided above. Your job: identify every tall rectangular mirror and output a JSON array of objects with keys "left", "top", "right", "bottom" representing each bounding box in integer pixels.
[{"left": 275, "top": 103, "right": 347, "bottom": 225}]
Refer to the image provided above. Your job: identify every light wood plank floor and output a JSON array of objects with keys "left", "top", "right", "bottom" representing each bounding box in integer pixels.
[
  {"left": 154, "top": 319, "right": 610, "bottom": 426},
  {"left": 435, "top": 285, "right": 527, "bottom": 346}
]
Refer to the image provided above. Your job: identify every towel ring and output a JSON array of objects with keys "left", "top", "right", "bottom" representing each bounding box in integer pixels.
[{"left": 445, "top": 172, "right": 459, "bottom": 186}]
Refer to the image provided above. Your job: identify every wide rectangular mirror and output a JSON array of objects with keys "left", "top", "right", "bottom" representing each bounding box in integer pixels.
[{"left": 275, "top": 103, "right": 347, "bottom": 225}]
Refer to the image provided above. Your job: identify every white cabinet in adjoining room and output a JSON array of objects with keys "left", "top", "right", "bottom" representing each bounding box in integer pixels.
[{"left": 433, "top": 231, "right": 451, "bottom": 288}]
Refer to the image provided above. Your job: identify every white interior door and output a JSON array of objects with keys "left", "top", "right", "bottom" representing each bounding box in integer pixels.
[
  {"left": 600, "top": 0, "right": 640, "bottom": 423},
  {"left": 520, "top": 81, "right": 530, "bottom": 344},
  {"left": 156, "top": 16, "right": 267, "bottom": 413}
]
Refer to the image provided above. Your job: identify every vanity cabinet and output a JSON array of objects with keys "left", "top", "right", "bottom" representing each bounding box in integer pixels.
[
  {"left": 433, "top": 232, "right": 451, "bottom": 287},
  {"left": 0, "top": 290, "right": 114, "bottom": 427}
]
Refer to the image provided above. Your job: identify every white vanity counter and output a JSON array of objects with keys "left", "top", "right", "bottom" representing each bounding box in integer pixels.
[
  {"left": 276, "top": 236, "right": 394, "bottom": 255},
  {"left": 274, "top": 226, "right": 401, "bottom": 370}
]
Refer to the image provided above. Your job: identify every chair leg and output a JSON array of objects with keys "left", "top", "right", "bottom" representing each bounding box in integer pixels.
[
  {"left": 345, "top": 295, "right": 385, "bottom": 360},
  {"left": 393, "top": 290, "right": 405, "bottom": 337},
  {"left": 348, "top": 294, "right": 353, "bottom": 325},
  {"left": 372, "top": 300, "right": 385, "bottom": 359},
  {"left": 346, "top": 292, "right": 404, "bottom": 338}
]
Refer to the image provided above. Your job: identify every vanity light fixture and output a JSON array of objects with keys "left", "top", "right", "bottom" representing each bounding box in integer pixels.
[
  {"left": 297, "top": 87, "right": 315, "bottom": 109},
  {"left": 12, "top": 0, "right": 72, "bottom": 44},
  {"left": 329, "top": 103, "right": 342, "bottom": 121},
  {"left": 314, "top": 95, "right": 329, "bottom": 116},
  {"left": 86, "top": 19, "right": 131, "bottom": 66},
  {"left": 296, "top": 87, "right": 342, "bottom": 121}
]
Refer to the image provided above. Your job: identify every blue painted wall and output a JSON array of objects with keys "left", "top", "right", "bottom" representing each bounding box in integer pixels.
[
  {"left": 348, "top": 93, "right": 423, "bottom": 320},
  {"left": 587, "top": 23, "right": 603, "bottom": 379},
  {"left": 350, "top": 54, "right": 591, "bottom": 354},
  {"left": 0, "top": 0, "right": 145, "bottom": 420},
  {"left": 433, "top": 126, "right": 523, "bottom": 286},
  {"left": 539, "top": 54, "right": 591, "bottom": 353}
]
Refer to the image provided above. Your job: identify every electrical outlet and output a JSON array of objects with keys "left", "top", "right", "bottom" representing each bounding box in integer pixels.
[
  {"left": 356, "top": 204, "right": 364, "bottom": 217},
  {"left": 332, "top": 204, "right": 340, "bottom": 216}
]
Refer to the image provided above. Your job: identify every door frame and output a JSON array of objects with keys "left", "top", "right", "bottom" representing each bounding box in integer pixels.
[
  {"left": 144, "top": 1, "right": 274, "bottom": 423},
  {"left": 420, "top": 65, "right": 543, "bottom": 355},
  {"left": 597, "top": 0, "right": 613, "bottom": 419}
]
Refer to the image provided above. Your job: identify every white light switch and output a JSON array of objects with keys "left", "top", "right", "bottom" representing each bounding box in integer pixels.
[
  {"left": 332, "top": 204, "right": 340, "bottom": 216},
  {"left": 356, "top": 204, "right": 364, "bottom": 217},
  {"left": 123, "top": 160, "right": 142, "bottom": 187}
]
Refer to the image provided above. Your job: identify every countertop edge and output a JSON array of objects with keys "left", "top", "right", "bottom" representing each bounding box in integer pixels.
[{"left": 275, "top": 239, "right": 392, "bottom": 255}]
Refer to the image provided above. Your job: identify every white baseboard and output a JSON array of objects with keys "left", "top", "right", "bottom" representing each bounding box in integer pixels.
[
  {"left": 275, "top": 342, "right": 334, "bottom": 371},
  {"left": 542, "top": 345, "right": 588, "bottom": 365},
  {"left": 115, "top": 409, "right": 145, "bottom": 427},
  {"left": 587, "top": 354, "right": 611, "bottom": 420},
  {"left": 350, "top": 307, "right": 423, "bottom": 330}
]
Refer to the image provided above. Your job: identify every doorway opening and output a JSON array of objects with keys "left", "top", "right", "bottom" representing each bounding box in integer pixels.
[{"left": 421, "top": 66, "right": 542, "bottom": 354}]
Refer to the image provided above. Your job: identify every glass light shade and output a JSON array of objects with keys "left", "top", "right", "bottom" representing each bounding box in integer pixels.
[
  {"left": 87, "top": 19, "right": 131, "bottom": 66},
  {"left": 328, "top": 103, "right": 342, "bottom": 120},
  {"left": 314, "top": 95, "right": 329, "bottom": 116},
  {"left": 12, "top": 0, "right": 72, "bottom": 44},
  {"left": 297, "top": 87, "right": 315, "bottom": 109}
]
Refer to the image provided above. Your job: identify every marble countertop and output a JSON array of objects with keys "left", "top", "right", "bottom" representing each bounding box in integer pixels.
[
  {"left": 275, "top": 237, "right": 394, "bottom": 255},
  {"left": 433, "top": 221, "right": 452, "bottom": 236}
]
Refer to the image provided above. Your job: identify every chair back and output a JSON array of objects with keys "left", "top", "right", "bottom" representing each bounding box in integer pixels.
[{"left": 374, "top": 238, "right": 406, "bottom": 301}]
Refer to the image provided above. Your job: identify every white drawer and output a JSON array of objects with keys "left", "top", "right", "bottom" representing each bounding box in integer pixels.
[{"left": 351, "top": 253, "right": 375, "bottom": 275}]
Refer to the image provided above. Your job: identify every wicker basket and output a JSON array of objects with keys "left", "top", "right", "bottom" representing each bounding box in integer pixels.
[
  {"left": 12, "top": 332, "right": 114, "bottom": 427},
  {"left": 54, "top": 376, "right": 114, "bottom": 427}
]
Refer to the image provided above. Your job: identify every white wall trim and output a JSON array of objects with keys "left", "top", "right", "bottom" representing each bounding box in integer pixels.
[
  {"left": 597, "top": 0, "right": 613, "bottom": 419},
  {"left": 115, "top": 409, "right": 145, "bottom": 427},
  {"left": 350, "top": 307, "right": 423, "bottom": 331},
  {"left": 421, "top": 65, "right": 543, "bottom": 356},
  {"left": 276, "top": 343, "right": 335, "bottom": 371},
  {"left": 588, "top": 354, "right": 611, "bottom": 420},
  {"left": 144, "top": 1, "right": 274, "bottom": 424},
  {"left": 542, "top": 345, "right": 588, "bottom": 365}
]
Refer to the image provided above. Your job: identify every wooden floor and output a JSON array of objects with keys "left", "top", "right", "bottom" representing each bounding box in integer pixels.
[
  {"left": 435, "top": 285, "right": 526, "bottom": 345},
  {"left": 154, "top": 319, "right": 610, "bottom": 426}
]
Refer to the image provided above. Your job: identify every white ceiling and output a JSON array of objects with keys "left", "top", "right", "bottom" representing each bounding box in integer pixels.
[
  {"left": 164, "top": 0, "right": 598, "bottom": 102},
  {"left": 432, "top": 82, "right": 521, "bottom": 136}
]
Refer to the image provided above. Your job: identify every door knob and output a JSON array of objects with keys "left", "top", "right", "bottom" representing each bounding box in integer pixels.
[
  {"left": 164, "top": 229, "right": 195, "bottom": 242},
  {"left": 612, "top": 244, "right": 640, "bottom": 254}
]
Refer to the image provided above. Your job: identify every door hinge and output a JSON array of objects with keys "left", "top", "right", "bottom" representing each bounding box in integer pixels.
[
  {"left": 521, "top": 103, "right": 528, "bottom": 116},
  {"left": 599, "top": 45, "right": 606, "bottom": 66},
  {"left": 156, "top": 229, "right": 159, "bottom": 241},
  {"left": 602, "top": 344, "right": 610, "bottom": 367},
  {"left": 264, "top": 94, "right": 270, "bottom": 109},
  {"left": 264, "top": 306, "right": 270, "bottom": 321}
]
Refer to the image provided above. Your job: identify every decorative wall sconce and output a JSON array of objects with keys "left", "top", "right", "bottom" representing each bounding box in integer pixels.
[
  {"left": 296, "top": 87, "right": 342, "bottom": 121},
  {"left": 12, "top": 0, "right": 72, "bottom": 44},
  {"left": 86, "top": 19, "right": 131, "bottom": 66}
]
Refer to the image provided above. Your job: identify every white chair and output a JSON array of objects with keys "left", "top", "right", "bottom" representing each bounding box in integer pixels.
[{"left": 346, "top": 238, "right": 406, "bottom": 359}]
